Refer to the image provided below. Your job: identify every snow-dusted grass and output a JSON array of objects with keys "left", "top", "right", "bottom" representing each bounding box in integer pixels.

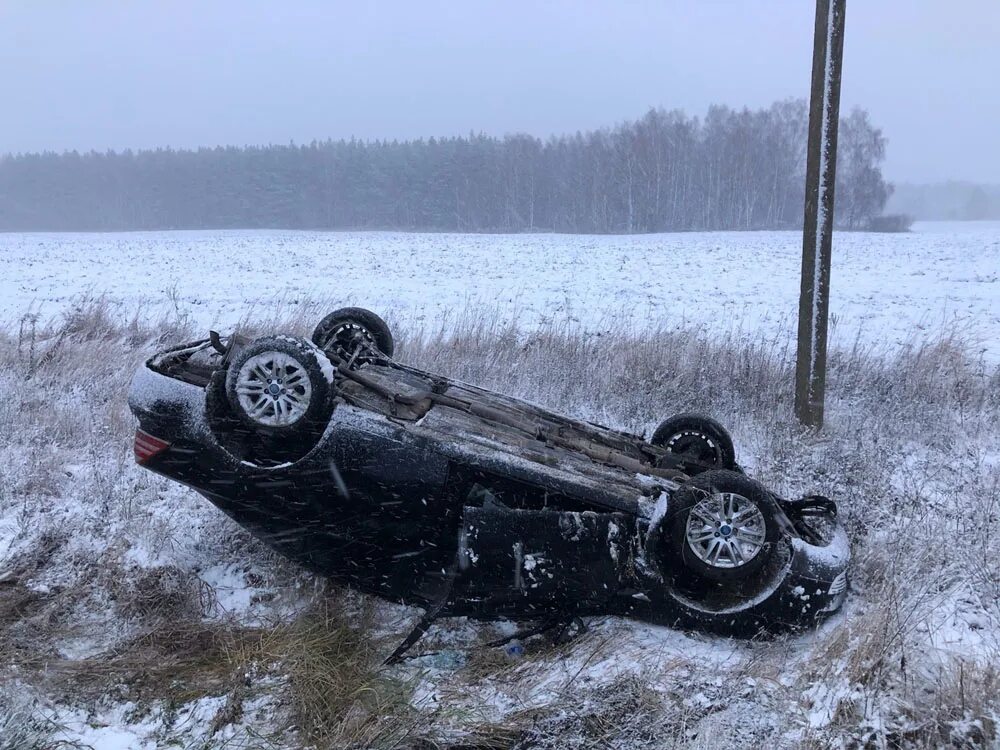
[{"left": 1, "top": 298, "right": 998, "bottom": 748}]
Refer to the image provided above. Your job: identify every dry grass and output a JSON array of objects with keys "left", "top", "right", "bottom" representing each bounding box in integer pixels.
[
  {"left": 2, "top": 590, "right": 414, "bottom": 748},
  {"left": 220, "top": 595, "right": 420, "bottom": 749},
  {"left": 513, "top": 672, "right": 668, "bottom": 749},
  {"left": 1, "top": 297, "right": 999, "bottom": 748}
]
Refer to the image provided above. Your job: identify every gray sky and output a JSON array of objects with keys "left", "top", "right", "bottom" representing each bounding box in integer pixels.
[{"left": 1, "top": 1, "right": 996, "bottom": 183}]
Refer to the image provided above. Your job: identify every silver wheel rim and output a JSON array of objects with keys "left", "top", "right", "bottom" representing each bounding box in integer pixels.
[
  {"left": 235, "top": 351, "right": 312, "bottom": 427},
  {"left": 685, "top": 492, "right": 766, "bottom": 569}
]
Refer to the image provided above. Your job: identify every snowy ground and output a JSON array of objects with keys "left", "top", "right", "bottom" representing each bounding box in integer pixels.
[
  {"left": 1, "top": 226, "right": 999, "bottom": 748},
  {"left": 2, "top": 221, "right": 998, "bottom": 359}
]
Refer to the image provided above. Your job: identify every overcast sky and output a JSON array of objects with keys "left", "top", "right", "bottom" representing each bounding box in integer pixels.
[{"left": 0, "top": 1, "right": 996, "bottom": 183}]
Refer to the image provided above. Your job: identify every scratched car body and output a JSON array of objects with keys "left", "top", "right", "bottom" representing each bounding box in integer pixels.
[{"left": 128, "top": 308, "right": 849, "bottom": 635}]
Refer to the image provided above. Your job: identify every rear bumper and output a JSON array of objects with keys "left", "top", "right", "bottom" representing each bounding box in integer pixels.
[{"left": 129, "top": 359, "right": 214, "bottom": 449}]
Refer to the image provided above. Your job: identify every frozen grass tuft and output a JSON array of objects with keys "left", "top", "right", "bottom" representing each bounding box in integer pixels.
[
  {"left": 0, "top": 688, "right": 72, "bottom": 750},
  {"left": 1, "top": 296, "right": 998, "bottom": 748}
]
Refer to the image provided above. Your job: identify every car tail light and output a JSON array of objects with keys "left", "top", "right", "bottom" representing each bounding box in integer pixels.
[{"left": 134, "top": 429, "right": 170, "bottom": 464}]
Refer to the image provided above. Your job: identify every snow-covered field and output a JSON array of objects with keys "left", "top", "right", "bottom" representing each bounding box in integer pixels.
[
  {"left": 3, "top": 221, "right": 999, "bottom": 358},
  {"left": 1, "top": 224, "right": 999, "bottom": 749}
]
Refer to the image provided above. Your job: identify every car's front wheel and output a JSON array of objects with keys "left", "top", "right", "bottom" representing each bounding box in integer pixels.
[{"left": 664, "top": 470, "right": 781, "bottom": 583}]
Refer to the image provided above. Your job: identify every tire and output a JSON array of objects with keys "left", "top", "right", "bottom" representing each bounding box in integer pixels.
[
  {"left": 650, "top": 413, "right": 736, "bottom": 471},
  {"left": 312, "top": 307, "right": 394, "bottom": 360},
  {"left": 225, "top": 335, "right": 333, "bottom": 436},
  {"left": 663, "top": 470, "right": 781, "bottom": 583}
]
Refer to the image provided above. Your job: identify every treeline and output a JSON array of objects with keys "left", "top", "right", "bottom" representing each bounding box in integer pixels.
[{"left": 0, "top": 100, "right": 891, "bottom": 233}]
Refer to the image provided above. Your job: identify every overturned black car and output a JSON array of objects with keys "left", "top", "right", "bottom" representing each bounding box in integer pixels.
[{"left": 128, "top": 307, "right": 848, "bottom": 638}]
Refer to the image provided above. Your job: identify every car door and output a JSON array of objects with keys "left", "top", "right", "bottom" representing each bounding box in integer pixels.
[{"left": 456, "top": 499, "right": 631, "bottom": 617}]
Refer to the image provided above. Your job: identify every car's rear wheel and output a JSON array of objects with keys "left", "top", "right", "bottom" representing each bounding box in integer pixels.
[
  {"left": 312, "top": 307, "right": 394, "bottom": 361},
  {"left": 664, "top": 470, "right": 780, "bottom": 583},
  {"left": 650, "top": 413, "right": 736, "bottom": 471},
  {"left": 225, "top": 335, "right": 333, "bottom": 436}
]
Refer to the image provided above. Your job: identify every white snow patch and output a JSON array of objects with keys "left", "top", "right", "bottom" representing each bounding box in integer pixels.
[{"left": 2, "top": 224, "right": 998, "bottom": 359}]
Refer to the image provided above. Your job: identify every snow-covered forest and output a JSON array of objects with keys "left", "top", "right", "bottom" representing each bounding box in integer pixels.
[{"left": 0, "top": 101, "right": 890, "bottom": 233}]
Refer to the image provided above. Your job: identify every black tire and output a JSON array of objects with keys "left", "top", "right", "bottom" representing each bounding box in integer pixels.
[
  {"left": 225, "top": 335, "right": 333, "bottom": 436},
  {"left": 663, "top": 470, "right": 781, "bottom": 583},
  {"left": 312, "top": 307, "right": 394, "bottom": 360},
  {"left": 650, "top": 413, "right": 737, "bottom": 471}
]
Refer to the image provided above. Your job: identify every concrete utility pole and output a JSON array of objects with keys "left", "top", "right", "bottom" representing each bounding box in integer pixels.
[{"left": 795, "top": 0, "right": 846, "bottom": 428}]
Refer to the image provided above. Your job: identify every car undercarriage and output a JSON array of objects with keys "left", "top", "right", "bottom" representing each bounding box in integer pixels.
[{"left": 128, "top": 307, "right": 850, "bottom": 647}]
